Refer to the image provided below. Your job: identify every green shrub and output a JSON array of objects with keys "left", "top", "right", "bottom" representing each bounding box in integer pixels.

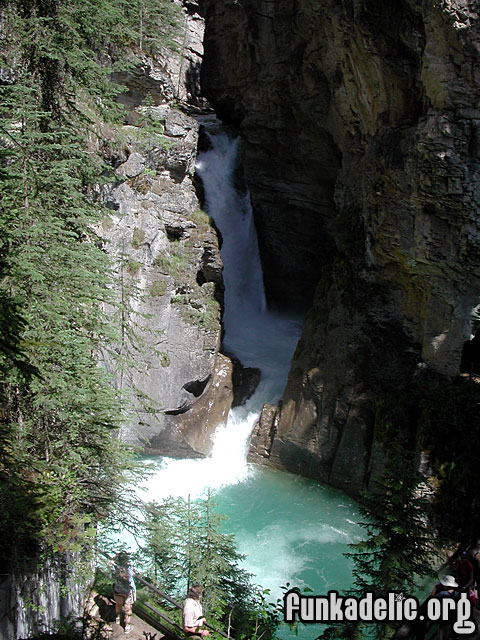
[
  {"left": 126, "top": 260, "right": 142, "bottom": 275},
  {"left": 132, "top": 227, "right": 145, "bottom": 249},
  {"left": 199, "top": 297, "right": 220, "bottom": 331},
  {"left": 150, "top": 280, "right": 167, "bottom": 297},
  {"left": 159, "top": 352, "right": 170, "bottom": 368},
  {"left": 156, "top": 252, "right": 190, "bottom": 280},
  {"left": 190, "top": 209, "right": 211, "bottom": 231}
]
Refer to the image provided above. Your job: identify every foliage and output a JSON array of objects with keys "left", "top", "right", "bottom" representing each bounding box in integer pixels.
[
  {"left": 0, "top": 0, "right": 180, "bottom": 568},
  {"left": 21, "top": 612, "right": 112, "bottom": 640},
  {"left": 317, "top": 375, "right": 480, "bottom": 640},
  {"left": 139, "top": 492, "right": 282, "bottom": 640},
  {"left": 191, "top": 209, "right": 212, "bottom": 232},
  {"left": 186, "top": 296, "right": 220, "bottom": 331},
  {"left": 132, "top": 227, "right": 146, "bottom": 249},
  {"left": 0, "top": 76, "right": 132, "bottom": 565},
  {"left": 416, "top": 377, "right": 480, "bottom": 542},
  {"left": 123, "top": 0, "right": 183, "bottom": 54},
  {"left": 150, "top": 279, "right": 167, "bottom": 297},
  {"left": 374, "top": 375, "right": 480, "bottom": 542},
  {"left": 157, "top": 249, "right": 191, "bottom": 281},
  {"left": 126, "top": 259, "right": 142, "bottom": 276},
  {"left": 318, "top": 438, "right": 438, "bottom": 640},
  {"left": 159, "top": 352, "right": 170, "bottom": 367}
]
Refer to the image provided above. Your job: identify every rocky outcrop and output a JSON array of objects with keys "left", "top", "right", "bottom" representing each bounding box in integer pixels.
[
  {"left": 100, "top": 108, "right": 228, "bottom": 457},
  {"left": 248, "top": 403, "right": 279, "bottom": 462},
  {"left": 0, "top": 553, "right": 89, "bottom": 639},
  {"left": 149, "top": 353, "right": 234, "bottom": 456},
  {"left": 96, "top": 0, "right": 233, "bottom": 457},
  {"left": 202, "top": 0, "right": 480, "bottom": 492}
]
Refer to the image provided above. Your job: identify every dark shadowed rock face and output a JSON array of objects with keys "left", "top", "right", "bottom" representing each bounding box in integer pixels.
[
  {"left": 202, "top": 0, "right": 480, "bottom": 492},
  {"left": 229, "top": 356, "right": 261, "bottom": 407}
]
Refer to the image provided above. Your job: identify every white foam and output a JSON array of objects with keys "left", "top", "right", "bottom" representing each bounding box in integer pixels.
[{"left": 194, "top": 131, "right": 303, "bottom": 469}]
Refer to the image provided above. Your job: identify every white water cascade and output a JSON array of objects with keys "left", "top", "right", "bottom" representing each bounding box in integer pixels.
[
  {"left": 123, "top": 127, "right": 364, "bottom": 638},
  {"left": 140, "top": 125, "right": 302, "bottom": 501}
]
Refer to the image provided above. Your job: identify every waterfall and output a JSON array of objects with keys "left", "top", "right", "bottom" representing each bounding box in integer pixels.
[
  {"left": 118, "top": 128, "right": 364, "bottom": 635},
  {"left": 140, "top": 125, "right": 302, "bottom": 501}
]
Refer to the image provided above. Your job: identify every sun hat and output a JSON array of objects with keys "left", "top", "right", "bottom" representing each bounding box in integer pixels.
[{"left": 440, "top": 575, "right": 458, "bottom": 588}]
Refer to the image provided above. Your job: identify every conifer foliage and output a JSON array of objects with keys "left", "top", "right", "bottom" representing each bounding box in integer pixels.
[
  {"left": 141, "top": 492, "right": 282, "bottom": 640},
  {"left": 318, "top": 440, "right": 437, "bottom": 640},
  {"left": 0, "top": 0, "right": 180, "bottom": 568}
]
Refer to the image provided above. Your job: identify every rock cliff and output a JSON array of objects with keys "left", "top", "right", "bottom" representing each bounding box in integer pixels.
[
  {"left": 201, "top": 0, "right": 480, "bottom": 492},
  {"left": 0, "top": 553, "right": 88, "bottom": 639},
  {"left": 99, "top": 1, "right": 232, "bottom": 458}
]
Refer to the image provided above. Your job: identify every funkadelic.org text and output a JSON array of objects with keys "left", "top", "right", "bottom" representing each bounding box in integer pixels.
[{"left": 283, "top": 589, "right": 477, "bottom": 635}]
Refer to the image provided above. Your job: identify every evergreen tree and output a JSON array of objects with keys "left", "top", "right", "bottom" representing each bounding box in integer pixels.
[
  {"left": 0, "top": 0, "right": 181, "bottom": 568},
  {"left": 142, "top": 493, "right": 281, "bottom": 640},
  {"left": 318, "top": 440, "right": 438, "bottom": 640},
  {"left": 417, "top": 377, "right": 480, "bottom": 542},
  {"left": 0, "top": 59, "right": 132, "bottom": 563}
]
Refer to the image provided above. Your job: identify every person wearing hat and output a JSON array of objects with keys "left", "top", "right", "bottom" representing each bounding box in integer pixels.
[
  {"left": 430, "top": 575, "right": 460, "bottom": 640},
  {"left": 431, "top": 574, "right": 459, "bottom": 596}
]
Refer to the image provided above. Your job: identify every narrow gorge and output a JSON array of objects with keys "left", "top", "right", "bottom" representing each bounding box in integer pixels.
[
  {"left": 199, "top": 0, "right": 480, "bottom": 492},
  {"left": 3, "top": 0, "right": 480, "bottom": 637},
  {"left": 115, "top": 0, "right": 480, "bottom": 494}
]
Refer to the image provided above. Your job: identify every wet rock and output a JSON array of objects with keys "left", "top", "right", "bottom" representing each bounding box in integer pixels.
[
  {"left": 149, "top": 353, "right": 234, "bottom": 457},
  {"left": 230, "top": 356, "right": 261, "bottom": 407},
  {"left": 248, "top": 403, "right": 278, "bottom": 462}
]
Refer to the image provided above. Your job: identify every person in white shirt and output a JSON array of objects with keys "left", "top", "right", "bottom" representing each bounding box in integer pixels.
[{"left": 182, "top": 584, "right": 210, "bottom": 638}]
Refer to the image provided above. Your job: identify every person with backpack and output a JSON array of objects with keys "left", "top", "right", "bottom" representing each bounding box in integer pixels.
[{"left": 110, "top": 551, "right": 136, "bottom": 634}]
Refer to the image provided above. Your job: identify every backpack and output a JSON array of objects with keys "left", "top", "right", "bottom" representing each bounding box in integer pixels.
[{"left": 114, "top": 564, "right": 131, "bottom": 595}]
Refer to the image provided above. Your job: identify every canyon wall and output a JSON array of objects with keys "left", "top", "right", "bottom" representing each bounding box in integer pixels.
[
  {"left": 0, "top": 553, "right": 88, "bottom": 639},
  {"left": 0, "top": 4, "right": 221, "bottom": 638},
  {"left": 201, "top": 0, "right": 480, "bottom": 492},
  {"left": 98, "top": 0, "right": 233, "bottom": 459}
]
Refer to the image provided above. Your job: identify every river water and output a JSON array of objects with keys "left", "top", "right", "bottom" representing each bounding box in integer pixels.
[{"left": 134, "top": 126, "right": 364, "bottom": 639}]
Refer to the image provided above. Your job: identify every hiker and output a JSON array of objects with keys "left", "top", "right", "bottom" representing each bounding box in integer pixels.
[
  {"left": 430, "top": 575, "right": 460, "bottom": 640},
  {"left": 468, "top": 538, "right": 480, "bottom": 596},
  {"left": 110, "top": 551, "right": 136, "bottom": 634},
  {"left": 454, "top": 550, "right": 474, "bottom": 591},
  {"left": 182, "top": 584, "right": 210, "bottom": 638}
]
